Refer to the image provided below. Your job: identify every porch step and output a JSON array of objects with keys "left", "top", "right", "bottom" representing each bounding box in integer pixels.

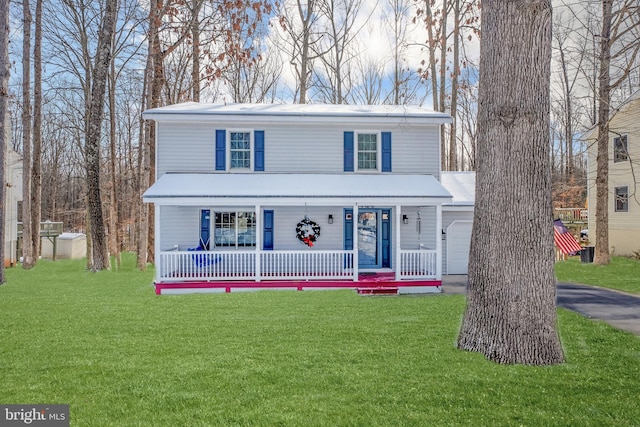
[{"left": 357, "top": 286, "right": 399, "bottom": 296}]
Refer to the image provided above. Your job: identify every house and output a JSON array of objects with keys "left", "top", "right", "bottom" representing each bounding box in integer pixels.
[
  {"left": 3, "top": 148, "right": 22, "bottom": 267},
  {"left": 142, "top": 103, "right": 459, "bottom": 294},
  {"left": 585, "top": 90, "right": 640, "bottom": 256}
]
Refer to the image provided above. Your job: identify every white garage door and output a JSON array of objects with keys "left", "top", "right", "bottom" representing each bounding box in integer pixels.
[{"left": 447, "top": 221, "right": 473, "bottom": 275}]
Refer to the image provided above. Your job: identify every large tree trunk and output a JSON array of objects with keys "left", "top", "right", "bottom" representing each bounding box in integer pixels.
[
  {"left": 0, "top": 0, "right": 9, "bottom": 284},
  {"left": 457, "top": 0, "right": 564, "bottom": 365},
  {"left": 22, "top": 0, "right": 35, "bottom": 269},
  {"left": 85, "top": 0, "right": 118, "bottom": 271},
  {"left": 31, "top": 0, "right": 43, "bottom": 264},
  {"left": 593, "top": 0, "right": 612, "bottom": 266}
]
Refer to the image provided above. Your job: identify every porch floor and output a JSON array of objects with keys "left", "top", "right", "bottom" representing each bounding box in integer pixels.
[{"left": 155, "top": 272, "right": 441, "bottom": 295}]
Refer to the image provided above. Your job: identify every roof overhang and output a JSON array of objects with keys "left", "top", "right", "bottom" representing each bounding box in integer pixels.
[
  {"left": 142, "top": 102, "right": 452, "bottom": 126},
  {"left": 143, "top": 173, "right": 453, "bottom": 206}
]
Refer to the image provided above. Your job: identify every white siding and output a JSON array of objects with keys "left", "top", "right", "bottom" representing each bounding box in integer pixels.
[
  {"left": 156, "top": 121, "right": 441, "bottom": 176},
  {"left": 398, "top": 206, "right": 437, "bottom": 250},
  {"left": 159, "top": 206, "right": 200, "bottom": 250},
  {"left": 157, "top": 123, "right": 215, "bottom": 176}
]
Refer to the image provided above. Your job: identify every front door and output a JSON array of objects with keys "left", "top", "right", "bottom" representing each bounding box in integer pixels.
[{"left": 358, "top": 209, "right": 381, "bottom": 268}]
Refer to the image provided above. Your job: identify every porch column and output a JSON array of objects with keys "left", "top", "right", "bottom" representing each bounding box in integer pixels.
[
  {"left": 353, "top": 204, "right": 358, "bottom": 281},
  {"left": 154, "top": 204, "right": 161, "bottom": 284},
  {"left": 255, "top": 204, "right": 261, "bottom": 282},
  {"left": 395, "top": 205, "right": 402, "bottom": 281},
  {"left": 436, "top": 204, "right": 442, "bottom": 280}
]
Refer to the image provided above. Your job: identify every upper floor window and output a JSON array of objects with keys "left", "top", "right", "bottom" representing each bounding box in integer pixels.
[
  {"left": 230, "top": 131, "right": 251, "bottom": 169},
  {"left": 357, "top": 132, "right": 379, "bottom": 171},
  {"left": 216, "top": 129, "right": 264, "bottom": 172},
  {"left": 614, "top": 186, "right": 628, "bottom": 212},
  {"left": 614, "top": 135, "right": 628, "bottom": 163}
]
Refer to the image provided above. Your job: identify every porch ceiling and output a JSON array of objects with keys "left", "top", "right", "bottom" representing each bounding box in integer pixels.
[{"left": 143, "top": 173, "right": 453, "bottom": 206}]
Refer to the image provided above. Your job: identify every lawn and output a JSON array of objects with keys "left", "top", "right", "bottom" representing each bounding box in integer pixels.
[
  {"left": 1, "top": 255, "right": 639, "bottom": 426},
  {"left": 555, "top": 256, "right": 640, "bottom": 295}
]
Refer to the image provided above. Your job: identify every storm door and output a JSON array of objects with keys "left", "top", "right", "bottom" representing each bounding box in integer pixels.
[{"left": 358, "top": 209, "right": 382, "bottom": 268}]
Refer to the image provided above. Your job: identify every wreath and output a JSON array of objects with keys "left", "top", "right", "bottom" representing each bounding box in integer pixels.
[{"left": 296, "top": 216, "right": 321, "bottom": 247}]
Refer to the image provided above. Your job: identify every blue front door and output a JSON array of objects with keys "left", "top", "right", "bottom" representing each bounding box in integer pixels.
[{"left": 358, "top": 209, "right": 381, "bottom": 268}]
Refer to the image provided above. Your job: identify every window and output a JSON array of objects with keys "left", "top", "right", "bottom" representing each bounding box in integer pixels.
[
  {"left": 230, "top": 131, "right": 251, "bottom": 169},
  {"left": 614, "top": 135, "right": 628, "bottom": 163},
  {"left": 614, "top": 186, "right": 628, "bottom": 212},
  {"left": 357, "top": 132, "right": 378, "bottom": 170},
  {"left": 214, "top": 212, "right": 256, "bottom": 247}
]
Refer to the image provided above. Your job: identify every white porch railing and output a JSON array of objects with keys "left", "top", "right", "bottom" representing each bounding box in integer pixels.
[
  {"left": 398, "top": 248, "right": 437, "bottom": 279},
  {"left": 158, "top": 248, "right": 436, "bottom": 282},
  {"left": 158, "top": 249, "right": 354, "bottom": 282}
]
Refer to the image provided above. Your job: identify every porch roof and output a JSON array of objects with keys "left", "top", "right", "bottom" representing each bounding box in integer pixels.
[{"left": 143, "top": 173, "right": 452, "bottom": 206}]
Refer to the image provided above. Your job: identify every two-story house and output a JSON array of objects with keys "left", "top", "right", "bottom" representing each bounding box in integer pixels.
[
  {"left": 586, "top": 90, "right": 640, "bottom": 256},
  {"left": 143, "top": 103, "right": 459, "bottom": 294}
]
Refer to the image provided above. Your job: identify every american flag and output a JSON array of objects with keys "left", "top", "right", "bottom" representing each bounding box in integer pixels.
[{"left": 554, "top": 219, "right": 582, "bottom": 255}]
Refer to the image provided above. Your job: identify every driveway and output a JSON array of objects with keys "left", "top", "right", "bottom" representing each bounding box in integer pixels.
[{"left": 441, "top": 276, "right": 640, "bottom": 336}]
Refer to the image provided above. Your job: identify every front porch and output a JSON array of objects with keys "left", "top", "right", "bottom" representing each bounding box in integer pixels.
[
  {"left": 155, "top": 270, "right": 442, "bottom": 295},
  {"left": 144, "top": 173, "right": 453, "bottom": 295}
]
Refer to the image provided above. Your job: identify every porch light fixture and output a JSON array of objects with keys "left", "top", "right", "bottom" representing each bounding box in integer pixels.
[
  {"left": 402, "top": 214, "right": 409, "bottom": 224},
  {"left": 328, "top": 214, "right": 334, "bottom": 224}
]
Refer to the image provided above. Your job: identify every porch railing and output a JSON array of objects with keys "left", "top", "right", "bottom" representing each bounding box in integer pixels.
[
  {"left": 158, "top": 248, "right": 436, "bottom": 282},
  {"left": 158, "top": 249, "right": 354, "bottom": 282},
  {"left": 398, "top": 248, "right": 437, "bottom": 280}
]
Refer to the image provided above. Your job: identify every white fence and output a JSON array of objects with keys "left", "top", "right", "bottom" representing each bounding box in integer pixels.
[{"left": 158, "top": 248, "right": 436, "bottom": 282}]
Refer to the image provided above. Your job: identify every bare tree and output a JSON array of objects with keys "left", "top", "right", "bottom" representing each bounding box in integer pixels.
[
  {"left": 0, "top": 0, "right": 9, "bottom": 284},
  {"left": 276, "top": 0, "right": 323, "bottom": 103},
  {"left": 22, "top": 0, "right": 35, "bottom": 269},
  {"left": 31, "top": 0, "right": 43, "bottom": 265},
  {"left": 85, "top": 0, "right": 119, "bottom": 271},
  {"left": 457, "top": 0, "right": 564, "bottom": 365}
]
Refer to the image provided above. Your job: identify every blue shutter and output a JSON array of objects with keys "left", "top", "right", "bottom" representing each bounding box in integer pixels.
[
  {"left": 381, "top": 209, "right": 391, "bottom": 268},
  {"left": 200, "top": 210, "right": 211, "bottom": 250},
  {"left": 344, "top": 132, "right": 354, "bottom": 172},
  {"left": 263, "top": 210, "right": 274, "bottom": 250},
  {"left": 343, "top": 209, "right": 353, "bottom": 250},
  {"left": 254, "top": 130, "right": 264, "bottom": 171},
  {"left": 215, "top": 129, "right": 226, "bottom": 171},
  {"left": 381, "top": 132, "right": 392, "bottom": 172}
]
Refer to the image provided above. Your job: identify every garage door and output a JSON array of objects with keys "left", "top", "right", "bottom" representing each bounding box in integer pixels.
[{"left": 447, "top": 221, "right": 473, "bottom": 275}]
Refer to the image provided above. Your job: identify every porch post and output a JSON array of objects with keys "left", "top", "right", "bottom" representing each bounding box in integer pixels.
[
  {"left": 255, "top": 204, "right": 261, "bottom": 282},
  {"left": 353, "top": 204, "right": 358, "bottom": 281},
  {"left": 436, "top": 204, "right": 442, "bottom": 280},
  {"left": 154, "top": 204, "right": 161, "bottom": 284},
  {"left": 395, "top": 205, "right": 402, "bottom": 281}
]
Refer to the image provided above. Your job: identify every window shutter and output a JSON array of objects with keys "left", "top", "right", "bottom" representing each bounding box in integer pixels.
[
  {"left": 254, "top": 130, "right": 265, "bottom": 171},
  {"left": 381, "top": 132, "right": 392, "bottom": 172},
  {"left": 381, "top": 209, "right": 391, "bottom": 267},
  {"left": 343, "top": 209, "right": 353, "bottom": 250},
  {"left": 200, "top": 210, "right": 211, "bottom": 250},
  {"left": 215, "top": 129, "right": 226, "bottom": 171},
  {"left": 263, "top": 210, "right": 274, "bottom": 250},
  {"left": 344, "top": 131, "right": 354, "bottom": 172}
]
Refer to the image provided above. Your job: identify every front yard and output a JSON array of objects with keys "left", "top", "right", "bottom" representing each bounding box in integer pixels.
[
  {"left": 1, "top": 255, "right": 638, "bottom": 426},
  {"left": 555, "top": 256, "right": 640, "bottom": 295}
]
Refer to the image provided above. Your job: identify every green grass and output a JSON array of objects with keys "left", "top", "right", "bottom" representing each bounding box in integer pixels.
[
  {"left": 1, "top": 255, "right": 639, "bottom": 426},
  {"left": 556, "top": 256, "right": 640, "bottom": 295}
]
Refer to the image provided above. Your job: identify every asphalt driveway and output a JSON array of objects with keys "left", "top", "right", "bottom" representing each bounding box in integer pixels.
[{"left": 441, "top": 276, "right": 640, "bottom": 336}]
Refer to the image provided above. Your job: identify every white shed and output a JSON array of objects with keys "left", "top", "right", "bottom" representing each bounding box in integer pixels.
[{"left": 41, "top": 233, "right": 87, "bottom": 260}]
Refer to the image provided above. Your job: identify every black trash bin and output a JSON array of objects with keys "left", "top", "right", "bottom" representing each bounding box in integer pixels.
[{"left": 580, "top": 246, "right": 594, "bottom": 263}]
